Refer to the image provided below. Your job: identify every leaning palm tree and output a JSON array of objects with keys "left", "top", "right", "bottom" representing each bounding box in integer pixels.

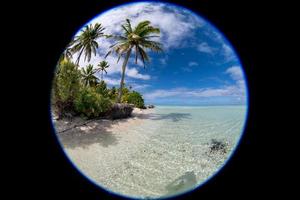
[
  {"left": 96, "top": 60, "right": 110, "bottom": 80},
  {"left": 81, "top": 64, "right": 98, "bottom": 87},
  {"left": 106, "top": 19, "right": 163, "bottom": 102},
  {"left": 69, "top": 23, "right": 105, "bottom": 65}
]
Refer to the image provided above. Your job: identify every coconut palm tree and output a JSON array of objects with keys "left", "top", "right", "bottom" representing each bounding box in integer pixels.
[
  {"left": 81, "top": 64, "right": 98, "bottom": 87},
  {"left": 69, "top": 23, "right": 105, "bottom": 65},
  {"left": 105, "top": 19, "right": 163, "bottom": 102},
  {"left": 96, "top": 60, "right": 110, "bottom": 80}
]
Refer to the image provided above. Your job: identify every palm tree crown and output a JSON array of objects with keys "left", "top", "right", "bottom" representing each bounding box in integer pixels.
[
  {"left": 96, "top": 61, "right": 110, "bottom": 80},
  {"left": 81, "top": 64, "right": 98, "bottom": 87},
  {"left": 106, "top": 19, "right": 163, "bottom": 102},
  {"left": 70, "top": 23, "right": 105, "bottom": 65}
]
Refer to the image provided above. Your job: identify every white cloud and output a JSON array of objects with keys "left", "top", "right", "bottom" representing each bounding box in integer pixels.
[
  {"left": 145, "top": 66, "right": 246, "bottom": 103},
  {"left": 222, "top": 44, "right": 236, "bottom": 61},
  {"left": 188, "top": 61, "right": 199, "bottom": 66},
  {"left": 144, "top": 86, "right": 242, "bottom": 100},
  {"left": 202, "top": 28, "right": 238, "bottom": 63},
  {"left": 126, "top": 67, "right": 150, "bottom": 80},
  {"left": 225, "top": 66, "right": 243, "bottom": 81},
  {"left": 225, "top": 66, "right": 246, "bottom": 97},
  {"left": 181, "top": 61, "right": 199, "bottom": 72},
  {"left": 197, "top": 42, "right": 215, "bottom": 54},
  {"left": 75, "top": 51, "right": 151, "bottom": 81},
  {"left": 203, "top": 28, "right": 223, "bottom": 43},
  {"left": 130, "top": 83, "right": 150, "bottom": 91},
  {"left": 71, "top": 2, "right": 203, "bottom": 81},
  {"left": 103, "top": 77, "right": 120, "bottom": 86},
  {"left": 86, "top": 2, "right": 203, "bottom": 49}
]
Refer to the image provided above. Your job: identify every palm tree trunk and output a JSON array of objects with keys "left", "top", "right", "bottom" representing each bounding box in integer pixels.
[
  {"left": 76, "top": 48, "right": 84, "bottom": 65},
  {"left": 101, "top": 71, "right": 103, "bottom": 81},
  {"left": 117, "top": 49, "right": 131, "bottom": 103}
]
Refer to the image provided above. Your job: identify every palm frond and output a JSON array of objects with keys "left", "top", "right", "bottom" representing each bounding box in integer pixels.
[
  {"left": 137, "top": 46, "right": 150, "bottom": 68},
  {"left": 125, "top": 19, "right": 133, "bottom": 33},
  {"left": 112, "top": 35, "right": 128, "bottom": 41},
  {"left": 117, "top": 53, "right": 122, "bottom": 63},
  {"left": 139, "top": 26, "right": 160, "bottom": 37},
  {"left": 105, "top": 50, "right": 112, "bottom": 58},
  {"left": 121, "top": 25, "right": 130, "bottom": 36},
  {"left": 140, "top": 40, "right": 163, "bottom": 52},
  {"left": 143, "top": 35, "right": 160, "bottom": 39},
  {"left": 68, "top": 23, "right": 105, "bottom": 65},
  {"left": 134, "top": 20, "right": 151, "bottom": 33}
]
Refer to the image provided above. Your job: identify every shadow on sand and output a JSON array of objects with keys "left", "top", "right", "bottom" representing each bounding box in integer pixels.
[
  {"left": 56, "top": 111, "right": 191, "bottom": 149},
  {"left": 133, "top": 112, "right": 192, "bottom": 122},
  {"left": 57, "top": 120, "right": 118, "bottom": 149}
]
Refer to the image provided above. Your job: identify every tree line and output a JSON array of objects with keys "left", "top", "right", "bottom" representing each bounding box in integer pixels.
[{"left": 52, "top": 19, "right": 163, "bottom": 119}]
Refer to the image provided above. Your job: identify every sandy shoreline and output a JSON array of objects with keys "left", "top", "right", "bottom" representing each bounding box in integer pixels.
[
  {"left": 51, "top": 107, "right": 236, "bottom": 198},
  {"left": 52, "top": 108, "right": 155, "bottom": 151},
  {"left": 52, "top": 108, "right": 160, "bottom": 196},
  {"left": 53, "top": 108, "right": 154, "bottom": 134}
]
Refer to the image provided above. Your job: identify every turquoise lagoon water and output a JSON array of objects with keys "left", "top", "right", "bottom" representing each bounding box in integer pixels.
[{"left": 96, "top": 105, "right": 247, "bottom": 198}]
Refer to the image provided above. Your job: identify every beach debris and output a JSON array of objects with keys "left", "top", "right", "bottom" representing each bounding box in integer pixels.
[{"left": 209, "top": 139, "right": 228, "bottom": 154}]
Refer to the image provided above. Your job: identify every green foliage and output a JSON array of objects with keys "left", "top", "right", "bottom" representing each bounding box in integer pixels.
[
  {"left": 96, "top": 60, "right": 110, "bottom": 80},
  {"left": 122, "top": 87, "right": 130, "bottom": 96},
  {"left": 120, "top": 86, "right": 130, "bottom": 103},
  {"left": 106, "top": 19, "right": 163, "bottom": 67},
  {"left": 52, "top": 60, "right": 81, "bottom": 117},
  {"left": 108, "top": 86, "right": 118, "bottom": 101},
  {"left": 105, "top": 19, "right": 163, "bottom": 102},
  {"left": 74, "top": 87, "right": 112, "bottom": 118},
  {"left": 122, "top": 91, "right": 145, "bottom": 108},
  {"left": 69, "top": 23, "right": 105, "bottom": 65},
  {"left": 95, "top": 80, "right": 109, "bottom": 97},
  {"left": 81, "top": 64, "right": 98, "bottom": 87}
]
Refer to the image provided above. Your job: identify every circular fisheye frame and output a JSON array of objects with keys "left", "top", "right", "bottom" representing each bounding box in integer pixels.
[{"left": 51, "top": 1, "right": 248, "bottom": 199}]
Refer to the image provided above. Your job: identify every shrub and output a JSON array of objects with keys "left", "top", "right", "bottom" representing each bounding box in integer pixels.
[
  {"left": 108, "top": 86, "right": 118, "bottom": 101},
  {"left": 52, "top": 60, "right": 81, "bottom": 118},
  {"left": 95, "top": 80, "right": 109, "bottom": 97},
  {"left": 74, "top": 87, "right": 112, "bottom": 118},
  {"left": 123, "top": 91, "right": 145, "bottom": 108}
]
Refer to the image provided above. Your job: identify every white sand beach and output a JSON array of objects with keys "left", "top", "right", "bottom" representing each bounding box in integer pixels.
[
  {"left": 52, "top": 106, "right": 245, "bottom": 198},
  {"left": 53, "top": 108, "right": 163, "bottom": 197}
]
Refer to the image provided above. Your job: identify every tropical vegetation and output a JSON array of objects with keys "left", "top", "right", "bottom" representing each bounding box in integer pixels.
[
  {"left": 74, "top": 86, "right": 112, "bottom": 118},
  {"left": 96, "top": 61, "right": 110, "bottom": 80},
  {"left": 105, "top": 19, "right": 163, "bottom": 102},
  {"left": 52, "top": 19, "right": 162, "bottom": 119},
  {"left": 123, "top": 91, "right": 145, "bottom": 109},
  {"left": 69, "top": 23, "right": 105, "bottom": 65},
  {"left": 52, "top": 60, "right": 81, "bottom": 118},
  {"left": 81, "top": 64, "right": 98, "bottom": 87}
]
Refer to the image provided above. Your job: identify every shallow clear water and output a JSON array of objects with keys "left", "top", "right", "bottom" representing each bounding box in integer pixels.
[{"left": 60, "top": 105, "right": 247, "bottom": 199}]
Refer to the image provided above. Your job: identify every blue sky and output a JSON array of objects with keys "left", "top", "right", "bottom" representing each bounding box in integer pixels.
[{"left": 71, "top": 2, "right": 247, "bottom": 106}]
